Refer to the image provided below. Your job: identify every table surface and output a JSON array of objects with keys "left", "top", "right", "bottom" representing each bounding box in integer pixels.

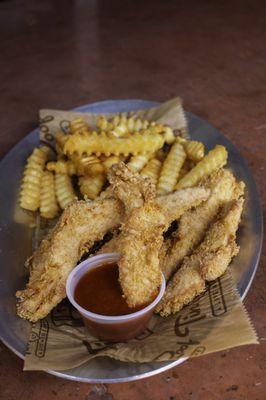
[{"left": 0, "top": 0, "right": 265, "bottom": 399}]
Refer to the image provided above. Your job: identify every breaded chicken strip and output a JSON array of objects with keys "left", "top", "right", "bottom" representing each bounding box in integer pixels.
[
  {"left": 118, "top": 201, "right": 166, "bottom": 307},
  {"left": 16, "top": 199, "right": 123, "bottom": 321},
  {"left": 161, "top": 169, "right": 245, "bottom": 280},
  {"left": 156, "top": 198, "right": 244, "bottom": 316},
  {"left": 198, "top": 198, "right": 244, "bottom": 281}
]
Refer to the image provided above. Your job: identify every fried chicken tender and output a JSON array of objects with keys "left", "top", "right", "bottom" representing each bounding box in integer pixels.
[
  {"left": 117, "top": 202, "right": 166, "bottom": 307},
  {"left": 158, "top": 264, "right": 205, "bottom": 316},
  {"left": 16, "top": 199, "right": 124, "bottom": 322},
  {"left": 199, "top": 198, "right": 244, "bottom": 281},
  {"left": 156, "top": 198, "right": 244, "bottom": 316},
  {"left": 161, "top": 169, "right": 245, "bottom": 280}
]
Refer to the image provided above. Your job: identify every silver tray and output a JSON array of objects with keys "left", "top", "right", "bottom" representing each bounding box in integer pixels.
[{"left": 0, "top": 100, "right": 263, "bottom": 383}]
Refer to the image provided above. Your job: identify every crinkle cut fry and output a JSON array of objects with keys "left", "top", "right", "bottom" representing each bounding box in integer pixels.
[
  {"left": 161, "top": 168, "right": 245, "bottom": 280},
  {"left": 78, "top": 173, "right": 105, "bottom": 200},
  {"left": 63, "top": 131, "right": 164, "bottom": 157},
  {"left": 19, "top": 147, "right": 49, "bottom": 211},
  {"left": 46, "top": 160, "right": 77, "bottom": 176},
  {"left": 175, "top": 145, "right": 228, "bottom": 189},
  {"left": 40, "top": 171, "right": 59, "bottom": 219},
  {"left": 184, "top": 140, "right": 205, "bottom": 162},
  {"left": 140, "top": 158, "right": 162, "bottom": 185},
  {"left": 127, "top": 154, "right": 151, "bottom": 172},
  {"left": 157, "top": 142, "right": 186, "bottom": 195},
  {"left": 54, "top": 173, "right": 76, "bottom": 209},
  {"left": 156, "top": 197, "right": 244, "bottom": 316}
]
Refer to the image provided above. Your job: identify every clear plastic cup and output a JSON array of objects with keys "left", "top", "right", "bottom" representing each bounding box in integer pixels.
[{"left": 66, "top": 252, "right": 165, "bottom": 342}]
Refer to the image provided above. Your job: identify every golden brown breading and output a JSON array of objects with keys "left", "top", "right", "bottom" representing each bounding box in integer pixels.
[
  {"left": 156, "top": 198, "right": 244, "bottom": 316},
  {"left": 157, "top": 187, "right": 211, "bottom": 225},
  {"left": 198, "top": 198, "right": 244, "bottom": 281},
  {"left": 101, "top": 166, "right": 211, "bottom": 307},
  {"left": 16, "top": 164, "right": 154, "bottom": 322},
  {"left": 16, "top": 163, "right": 210, "bottom": 322},
  {"left": 16, "top": 198, "right": 124, "bottom": 322},
  {"left": 118, "top": 202, "right": 166, "bottom": 307},
  {"left": 97, "top": 187, "right": 211, "bottom": 256},
  {"left": 108, "top": 162, "right": 156, "bottom": 213},
  {"left": 161, "top": 169, "right": 245, "bottom": 280},
  {"left": 156, "top": 264, "right": 205, "bottom": 317}
]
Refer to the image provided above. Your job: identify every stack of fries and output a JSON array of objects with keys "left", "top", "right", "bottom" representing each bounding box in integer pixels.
[{"left": 19, "top": 114, "right": 228, "bottom": 219}]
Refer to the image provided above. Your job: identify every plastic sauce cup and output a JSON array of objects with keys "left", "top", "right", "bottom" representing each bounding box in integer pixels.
[{"left": 66, "top": 253, "right": 166, "bottom": 342}]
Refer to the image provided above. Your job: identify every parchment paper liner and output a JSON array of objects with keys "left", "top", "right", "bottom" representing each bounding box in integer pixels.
[
  {"left": 23, "top": 98, "right": 257, "bottom": 371},
  {"left": 39, "top": 97, "right": 188, "bottom": 146}
]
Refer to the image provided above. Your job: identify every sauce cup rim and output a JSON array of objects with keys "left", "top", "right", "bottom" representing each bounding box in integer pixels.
[{"left": 66, "top": 252, "right": 166, "bottom": 322}]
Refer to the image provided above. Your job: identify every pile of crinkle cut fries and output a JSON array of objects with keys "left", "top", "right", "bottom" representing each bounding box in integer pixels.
[{"left": 19, "top": 114, "right": 227, "bottom": 218}]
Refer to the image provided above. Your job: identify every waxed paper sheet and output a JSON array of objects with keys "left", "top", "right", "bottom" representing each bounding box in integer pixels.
[{"left": 23, "top": 98, "right": 257, "bottom": 371}]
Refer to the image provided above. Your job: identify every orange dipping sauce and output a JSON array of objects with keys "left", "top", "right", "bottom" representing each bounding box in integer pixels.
[{"left": 74, "top": 262, "right": 147, "bottom": 316}]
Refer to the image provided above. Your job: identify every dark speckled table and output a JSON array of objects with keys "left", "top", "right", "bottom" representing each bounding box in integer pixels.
[{"left": 0, "top": 1, "right": 265, "bottom": 399}]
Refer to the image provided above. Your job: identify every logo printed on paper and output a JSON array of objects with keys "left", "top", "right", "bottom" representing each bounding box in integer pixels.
[
  {"left": 82, "top": 340, "right": 111, "bottom": 355},
  {"left": 39, "top": 114, "right": 55, "bottom": 143},
  {"left": 34, "top": 319, "right": 49, "bottom": 358},
  {"left": 208, "top": 278, "right": 227, "bottom": 316},
  {"left": 151, "top": 301, "right": 207, "bottom": 361},
  {"left": 190, "top": 346, "right": 206, "bottom": 356},
  {"left": 51, "top": 301, "right": 83, "bottom": 327},
  {"left": 175, "top": 301, "right": 206, "bottom": 337},
  {"left": 135, "top": 328, "right": 154, "bottom": 341}
]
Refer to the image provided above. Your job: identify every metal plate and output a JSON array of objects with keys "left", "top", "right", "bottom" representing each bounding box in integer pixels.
[{"left": 0, "top": 100, "right": 263, "bottom": 383}]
